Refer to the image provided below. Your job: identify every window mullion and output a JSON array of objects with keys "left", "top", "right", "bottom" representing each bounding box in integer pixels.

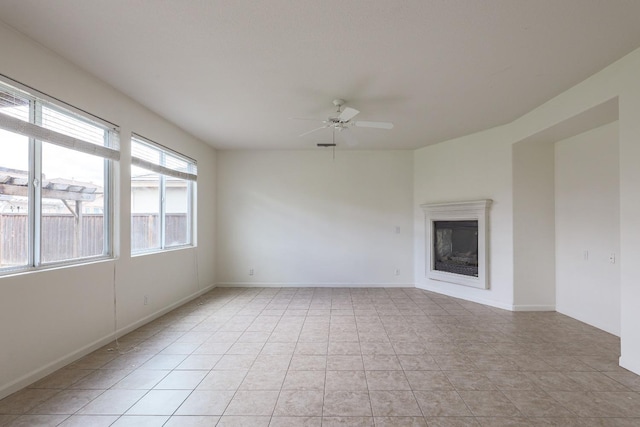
[
  {"left": 31, "top": 101, "right": 43, "bottom": 267},
  {"left": 103, "top": 158, "right": 110, "bottom": 257},
  {"left": 186, "top": 181, "right": 192, "bottom": 246},
  {"left": 103, "top": 130, "right": 110, "bottom": 257},
  {"left": 27, "top": 135, "right": 36, "bottom": 268},
  {"left": 160, "top": 174, "right": 166, "bottom": 249}
]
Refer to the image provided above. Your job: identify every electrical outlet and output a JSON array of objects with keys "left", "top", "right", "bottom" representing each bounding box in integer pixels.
[
  {"left": 609, "top": 253, "right": 616, "bottom": 264},
  {"left": 249, "top": 268, "right": 254, "bottom": 276},
  {"left": 394, "top": 268, "right": 400, "bottom": 276},
  {"left": 395, "top": 226, "right": 401, "bottom": 234},
  {"left": 144, "top": 295, "right": 149, "bottom": 305}
]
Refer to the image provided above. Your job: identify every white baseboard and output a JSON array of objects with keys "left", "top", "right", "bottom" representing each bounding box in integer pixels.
[
  {"left": 0, "top": 283, "right": 216, "bottom": 401},
  {"left": 416, "top": 283, "right": 559, "bottom": 312},
  {"left": 555, "top": 306, "right": 620, "bottom": 337},
  {"left": 512, "top": 304, "right": 556, "bottom": 311},
  {"left": 110, "top": 284, "right": 217, "bottom": 338},
  {"left": 619, "top": 356, "right": 640, "bottom": 376},
  {"left": 216, "top": 282, "right": 414, "bottom": 288},
  {"left": 415, "top": 282, "right": 513, "bottom": 311}
]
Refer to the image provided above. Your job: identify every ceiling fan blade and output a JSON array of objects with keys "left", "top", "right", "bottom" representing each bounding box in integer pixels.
[
  {"left": 353, "top": 120, "right": 394, "bottom": 129},
  {"left": 299, "top": 125, "right": 328, "bottom": 137},
  {"left": 339, "top": 128, "right": 358, "bottom": 147},
  {"left": 339, "top": 107, "right": 360, "bottom": 122}
]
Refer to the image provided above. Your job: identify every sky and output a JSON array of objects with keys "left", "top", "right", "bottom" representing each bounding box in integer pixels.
[
  {"left": 1, "top": 129, "right": 105, "bottom": 184},
  {"left": 0, "top": 100, "right": 108, "bottom": 185}
]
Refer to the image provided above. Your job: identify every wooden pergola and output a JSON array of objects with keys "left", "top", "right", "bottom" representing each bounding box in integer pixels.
[{"left": 0, "top": 166, "right": 98, "bottom": 258}]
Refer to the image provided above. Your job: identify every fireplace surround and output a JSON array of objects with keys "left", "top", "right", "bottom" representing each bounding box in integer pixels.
[{"left": 421, "top": 200, "right": 492, "bottom": 289}]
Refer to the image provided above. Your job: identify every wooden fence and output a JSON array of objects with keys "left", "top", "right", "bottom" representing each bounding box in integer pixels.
[
  {"left": 0, "top": 213, "right": 187, "bottom": 266},
  {"left": 0, "top": 213, "right": 28, "bottom": 266}
]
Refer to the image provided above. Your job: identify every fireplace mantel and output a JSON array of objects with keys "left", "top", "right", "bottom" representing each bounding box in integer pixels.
[{"left": 420, "top": 200, "right": 492, "bottom": 289}]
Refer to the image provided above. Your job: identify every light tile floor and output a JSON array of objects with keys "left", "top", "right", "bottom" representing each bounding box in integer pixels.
[{"left": 2, "top": 287, "right": 640, "bottom": 426}]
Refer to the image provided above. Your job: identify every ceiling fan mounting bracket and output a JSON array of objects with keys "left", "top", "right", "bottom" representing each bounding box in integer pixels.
[{"left": 332, "top": 99, "right": 346, "bottom": 108}]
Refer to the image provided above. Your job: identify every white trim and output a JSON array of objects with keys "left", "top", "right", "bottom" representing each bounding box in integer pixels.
[
  {"left": 415, "top": 282, "right": 512, "bottom": 311},
  {"left": 0, "top": 256, "right": 114, "bottom": 278},
  {"left": 556, "top": 306, "right": 620, "bottom": 337},
  {"left": 619, "top": 356, "right": 640, "bottom": 376},
  {"left": 131, "top": 157, "right": 197, "bottom": 181},
  {"left": 420, "top": 200, "right": 492, "bottom": 289},
  {"left": 216, "top": 282, "right": 414, "bottom": 288},
  {"left": 512, "top": 304, "right": 556, "bottom": 312},
  {"left": 0, "top": 111, "right": 120, "bottom": 160},
  {"left": 0, "top": 73, "right": 119, "bottom": 131},
  {"left": 0, "top": 283, "right": 215, "bottom": 401},
  {"left": 130, "top": 133, "right": 197, "bottom": 180}
]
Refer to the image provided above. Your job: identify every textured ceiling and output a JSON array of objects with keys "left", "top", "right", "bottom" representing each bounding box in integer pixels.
[{"left": 1, "top": 0, "right": 639, "bottom": 150}]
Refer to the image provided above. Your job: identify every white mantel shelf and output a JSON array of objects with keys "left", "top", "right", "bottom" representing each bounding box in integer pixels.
[{"left": 421, "top": 200, "right": 492, "bottom": 289}]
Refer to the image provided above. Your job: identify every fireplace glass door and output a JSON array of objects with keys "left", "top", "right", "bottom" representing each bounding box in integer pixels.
[{"left": 433, "top": 220, "right": 479, "bottom": 277}]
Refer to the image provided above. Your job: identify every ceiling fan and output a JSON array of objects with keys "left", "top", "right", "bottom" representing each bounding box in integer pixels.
[{"left": 293, "top": 99, "right": 394, "bottom": 147}]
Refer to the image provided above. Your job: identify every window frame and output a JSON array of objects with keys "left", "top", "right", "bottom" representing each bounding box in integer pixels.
[
  {"left": 0, "top": 77, "right": 119, "bottom": 275},
  {"left": 130, "top": 133, "right": 196, "bottom": 255}
]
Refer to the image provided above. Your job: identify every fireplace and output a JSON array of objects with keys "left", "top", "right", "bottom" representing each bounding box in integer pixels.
[
  {"left": 433, "top": 220, "right": 478, "bottom": 277},
  {"left": 421, "top": 200, "right": 491, "bottom": 289}
]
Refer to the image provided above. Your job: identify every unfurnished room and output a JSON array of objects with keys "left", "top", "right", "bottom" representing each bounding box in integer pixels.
[{"left": 1, "top": 1, "right": 640, "bottom": 426}]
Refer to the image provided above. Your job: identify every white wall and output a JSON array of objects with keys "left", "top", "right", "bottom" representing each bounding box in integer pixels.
[
  {"left": 216, "top": 150, "right": 414, "bottom": 286},
  {"left": 511, "top": 51, "right": 640, "bottom": 373},
  {"left": 413, "top": 45, "right": 640, "bottom": 373},
  {"left": 413, "top": 126, "right": 515, "bottom": 310},
  {"left": 512, "top": 140, "right": 556, "bottom": 310},
  {"left": 0, "top": 22, "right": 217, "bottom": 398},
  {"left": 555, "top": 122, "right": 620, "bottom": 335},
  {"left": 619, "top": 77, "right": 640, "bottom": 374},
  {"left": 2, "top": 15, "right": 640, "bottom": 395}
]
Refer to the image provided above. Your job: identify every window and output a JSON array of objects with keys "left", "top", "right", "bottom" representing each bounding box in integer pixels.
[
  {"left": 130, "top": 134, "right": 196, "bottom": 253},
  {"left": 0, "top": 78, "right": 119, "bottom": 274}
]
